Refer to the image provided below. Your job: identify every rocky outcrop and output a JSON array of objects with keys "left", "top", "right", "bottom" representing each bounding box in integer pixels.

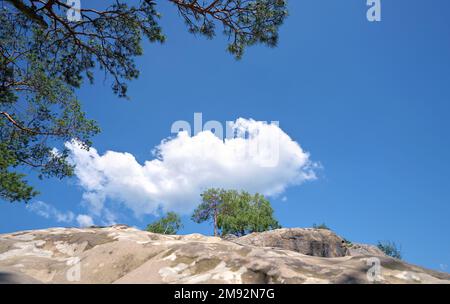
[
  {"left": 233, "top": 228, "right": 349, "bottom": 257},
  {"left": 0, "top": 226, "right": 448, "bottom": 284}
]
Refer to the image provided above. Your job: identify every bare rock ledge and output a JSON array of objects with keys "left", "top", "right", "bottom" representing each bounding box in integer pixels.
[{"left": 0, "top": 225, "right": 448, "bottom": 284}]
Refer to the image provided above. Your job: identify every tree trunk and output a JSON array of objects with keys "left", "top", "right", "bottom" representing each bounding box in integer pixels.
[{"left": 213, "top": 209, "right": 218, "bottom": 236}]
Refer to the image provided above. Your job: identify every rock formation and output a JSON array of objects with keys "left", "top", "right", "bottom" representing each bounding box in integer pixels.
[
  {"left": 0, "top": 225, "right": 448, "bottom": 284},
  {"left": 233, "top": 228, "right": 349, "bottom": 257}
]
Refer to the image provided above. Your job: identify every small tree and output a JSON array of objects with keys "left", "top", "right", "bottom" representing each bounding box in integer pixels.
[
  {"left": 192, "top": 188, "right": 280, "bottom": 236},
  {"left": 191, "top": 188, "right": 225, "bottom": 236},
  {"left": 146, "top": 212, "right": 183, "bottom": 235},
  {"left": 219, "top": 192, "right": 280, "bottom": 236},
  {"left": 313, "top": 223, "right": 331, "bottom": 230},
  {"left": 377, "top": 241, "right": 402, "bottom": 259}
]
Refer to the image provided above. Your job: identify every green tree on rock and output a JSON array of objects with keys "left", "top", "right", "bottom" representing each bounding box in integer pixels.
[
  {"left": 377, "top": 241, "right": 402, "bottom": 259},
  {"left": 192, "top": 188, "right": 280, "bottom": 236},
  {"left": 219, "top": 192, "right": 280, "bottom": 236},
  {"left": 312, "top": 223, "right": 331, "bottom": 230},
  {"left": 146, "top": 212, "right": 183, "bottom": 235},
  {"left": 191, "top": 188, "right": 225, "bottom": 236}
]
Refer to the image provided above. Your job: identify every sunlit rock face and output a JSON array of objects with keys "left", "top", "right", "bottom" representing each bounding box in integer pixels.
[{"left": 0, "top": 226, "right": 449, "bottom": 284}]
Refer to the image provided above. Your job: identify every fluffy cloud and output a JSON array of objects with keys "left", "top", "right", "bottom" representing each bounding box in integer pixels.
[
  {"left": 76, "top": 214, "right": 94, "bottom": 227},
  {"left": 66, "top": 118, "right": 318, "bottom": 218},
  {"left": 27, "top": 201, "right": 75, "bottom": 223}
]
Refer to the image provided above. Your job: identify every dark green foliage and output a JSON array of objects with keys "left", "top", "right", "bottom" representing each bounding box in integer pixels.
[
  {"left": 192, "top": 188, "right": 280, "bottom": 236},
  {"left": 313, "top": 223, "right": 331, "bottom": 230},
  {"left": 1, "top": 1, "right": 288, "bottom": 203},
  {"left": 173, "top": 0, "right": 288, "bottom": 59},
  {"left": 377, "top": 241, "right": 402, "bottom": 259},
  {"left": 146, "top": 212, "right": 183, "bottom": 235},
  {"left": 0, "top": 143, "right": 38, "bottom": 202}
]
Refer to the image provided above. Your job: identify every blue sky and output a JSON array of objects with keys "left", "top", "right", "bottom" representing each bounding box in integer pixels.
[{"left": 1, "top": 0, "right": 450, "bottom": 272}]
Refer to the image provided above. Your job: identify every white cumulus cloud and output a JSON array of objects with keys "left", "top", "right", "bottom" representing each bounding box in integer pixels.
[
  {"left": 66, "top": 118, "right": 318, "bottom": 218},
  {"left": 76, "top": 214, "right": 94, "bottom": 227}
]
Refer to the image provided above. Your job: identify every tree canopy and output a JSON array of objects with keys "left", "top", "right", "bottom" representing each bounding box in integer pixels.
[
  {"left": 0, "top": 1, "right": 288, "bottom": 203},
  {"left": 192, "top": 188, "right": 280, "bottom": 236},
  {"left": 191, "top": 188, "right": 224, "bottom": 236},
  {"left": 218, "top": 191, "right": 280, "bottom": 236},
  {"left": 146, "top": 211, "right": 183, "bottom": 234}
]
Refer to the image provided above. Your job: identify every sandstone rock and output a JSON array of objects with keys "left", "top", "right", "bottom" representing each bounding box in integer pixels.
[
  {"left": 347, "top": 243, "right": 386, "bottom": 257},
  {"left": 0, "top": 226, "right": 448, "bottom": 284},
  {"left": 234, "top": 228, "right": 348, "bottom": 257}
]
